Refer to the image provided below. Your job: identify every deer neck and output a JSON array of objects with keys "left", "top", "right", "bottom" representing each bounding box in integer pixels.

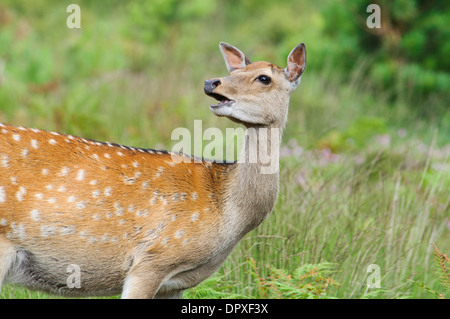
[{"left": 223, "top": 122, "right": 284, "bottom": 238}]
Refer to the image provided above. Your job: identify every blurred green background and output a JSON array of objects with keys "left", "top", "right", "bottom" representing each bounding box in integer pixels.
[{"left": 0, "top": 0, "right": 448, "bottom": 299}]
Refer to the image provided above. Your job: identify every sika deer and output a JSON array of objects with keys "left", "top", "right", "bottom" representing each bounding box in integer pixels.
[{"left": 0, "top": 42, "right": 306, "bottom": 298}]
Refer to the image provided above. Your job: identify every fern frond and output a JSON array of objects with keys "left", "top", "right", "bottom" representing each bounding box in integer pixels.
[
  {"left": 410, "top": 280, "right": 443, "bottom": 299},
  {"left": 432, "top": 243, "right": 450, "bottom": 289}
]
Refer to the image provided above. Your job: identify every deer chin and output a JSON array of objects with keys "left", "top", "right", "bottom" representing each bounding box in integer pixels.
[
  {"left": 210, "top": 105, "right": 262, "bottom": 126},
  {"left": 210, "top": 102, "right": 233, "bottom": 117}
]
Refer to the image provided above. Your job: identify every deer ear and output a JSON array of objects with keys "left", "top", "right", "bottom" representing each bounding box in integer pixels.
[
  {"left": 219, "top": 42, "right": 251, "bottom": 73},
  {"left": 284, "top": 43, "right": 306, "bottom": 89}
]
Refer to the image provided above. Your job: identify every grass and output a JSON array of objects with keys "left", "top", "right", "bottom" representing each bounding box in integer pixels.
[
  {"left": 0, "top": 1, "right": 449, "bottom": 299},
  {"left": 218, "top": 139, "right": 449, "bottom": 299}
]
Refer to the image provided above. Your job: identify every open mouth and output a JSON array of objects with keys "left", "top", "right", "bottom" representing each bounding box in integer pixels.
[{"left": 206, "top": 92, "right": 235, "bottom": 108}]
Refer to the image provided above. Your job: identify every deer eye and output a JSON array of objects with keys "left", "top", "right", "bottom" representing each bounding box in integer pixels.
[{"left": 256, "top": 75, "right": 271, "bottom": 85}]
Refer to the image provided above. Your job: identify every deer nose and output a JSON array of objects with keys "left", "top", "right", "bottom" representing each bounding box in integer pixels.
[{"left": 204, "top": 79, "right": 221, "bottom": 94}]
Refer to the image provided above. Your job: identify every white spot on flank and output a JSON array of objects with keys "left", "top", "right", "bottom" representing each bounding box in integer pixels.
[
  {"left": 76, "top": 201, "right": 88, "bottom": 209},
  {"left": 35, "top": 193, "right": 44, "bottom": 200},
  {"left": 93, "top": 154, "right": 99, "bottom": 160},
  {"left": 16, "top": 187, "right": 26, "bottom": 202},
  {"left": 132, "top": 161, "right": 139, "bottom": 168},
  {"left": 10, "top": 177, "right": 17, "bottom": 184},
  {"left": 59, "top": 167, "right": 69, "bottom": 176},
  {"left": 89, "top": 180, "right": 98, "bottom": 186},
  {"left": 165, "top": 160, "right": 176, "bottom": 167},
  {"left": 104, "top": 187, "right": 112, "bottom": 196},
  {"left": 60, "top": 225, "right": 75, "bottom": 235},
  {"left": 41, "top": 169, "right": 49, "bottom": 176},
  {"left": 117, "top": 151, "right": 124, "bottom": 157},
  {"left": 21, "top": 148, "right": 29, "bottom": 158},
  {"left": 48, "top": 198, "right": 56, "bottom": 204},
  {"left": 30, "top": 209, "right": 40, "bottom": 221},
  {"left": 49, "top": 139, "right": 57, "bottom": 145},
  {"left": 175, "top": 229, "right": 184, "bottom": 239},
  {"left": 114, "top": 202, "right": 124, "bottom": 216},
  {"left": 0, "top": 218, "right": 7, "bottom": 226},
  {"left": 155, "top": 167, "right": 165, "bottom": 178},
  {"left": 1, "top": 154, "right": 8, "bottom": 168},
  {"left": 57, "top": 186, "right": 66, "bottom": 192},
  {"left": 104, "top": 153, "right": 111, "bottom": 159},
  {"left": 12, "top": 134, "right": 21, "bottom": 141},
  {"left": 12, "top": 223, "right": 26, "bottom": 239},
  {"left": 68, "top": 195, "right": 76, "bottom": 203},
  {"left": 92, "top": 190, "right": 100, "bottom": 198},
  {"left": 45, "top": 184, "right": 54, "bottom": 190},
  {"left": 0, "top": 186, "right": 5, "bottom": 203},
  {"left": 136, "top": 209, "right": 148, "bottom": 217},
  {"left": 31, "top": 139, "right": 38, "bottom": 149},
  {"left": 79, "top": 231, "right": 88, "bottom": 238},
  {"left": 182, "top": 239, "right": 189, "bottom": 246},
  {"left": 191, "top": 192, "right": 198, "bottom": 201},
  {"left": 191, "top": 212, "right": 200, "bottom": 222},
  {"left": 41, "top": 225, "right": 56, "bottom": 237},
  {"left": 142, "top": 181, "right": 149, "bottom": 189},
  {"left": 76, "top": 169, "right": 85, "bottom": 181},
  {"left": 123, "top": 176, "right": 136, "bottom": 185}
]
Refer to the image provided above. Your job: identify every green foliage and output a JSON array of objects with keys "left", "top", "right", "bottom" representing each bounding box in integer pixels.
[
  {"left": 321, "top": 0, "right": 450, "bottom": 117},
  {"left": 184, "top": 276, "right": 248, "bottom": 299},
  {"left": 127, "top": 0, "right": 216, "bottom": 44},
  {"left": 247, "top": 258, "right": 339, "bottom": 299},
  {"left": 412, "top": 244, "right": 450, "bottom": 298},
  {"left": 185, "top": 259, "right": 340, "bottom": 299},
  {"left": 317, "top": 116, "right": 388, "bottom": 152}
]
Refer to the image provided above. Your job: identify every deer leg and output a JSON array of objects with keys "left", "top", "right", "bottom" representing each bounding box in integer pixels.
[
  {"left": 0, "top": 240, "right": 15, "bottom": 288},
  {"left": 121, "top": 264, "right": 165, "bottom": 299}
]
